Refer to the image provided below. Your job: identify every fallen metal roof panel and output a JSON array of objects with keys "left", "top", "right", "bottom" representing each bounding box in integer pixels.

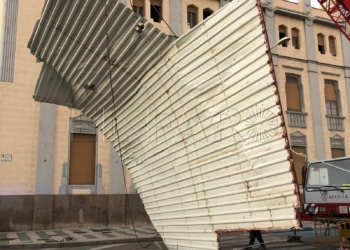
[{"left": 28, "top": 0, "right": 300, "bottom": 249}]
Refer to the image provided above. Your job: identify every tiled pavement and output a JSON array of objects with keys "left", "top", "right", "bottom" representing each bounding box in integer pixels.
[
  {"left": 0, "top": 223, "right": 320, "bottom": 249},
  {"left": 0, "top": 226, "right": 161, "bottom": 249}
]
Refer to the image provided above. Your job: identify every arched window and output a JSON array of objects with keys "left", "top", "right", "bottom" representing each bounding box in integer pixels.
[
  {"left": 150, "top": 0, "right": 162, "bottom": 23},
  {"left": 285, "top": 75, "right": 302, "bottom": 112},
  {"left": 291, "top": 28, "right": 300, "bottom": 49},
  {"left": 203, "top": 8, "right": 213, "bottom": 20},
  {"left": 132, "top": 0, "right": 145, "bottom": 16},
  {"left": 317, "top": 33, "right": 325, "bottom": 54},
  {"left": 187, "top": 5, "right": 198, "bottom": 28},
  {"left": 328, "top": 36, "right": 336, "bottom": 56},
  {"left": 278, "top": 25, "right": 288, "bottom": 47}
]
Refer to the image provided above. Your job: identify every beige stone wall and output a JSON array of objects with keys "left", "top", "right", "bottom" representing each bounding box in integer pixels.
[
  {"left": 275, "top": 10, "right": 348, "bottom": 163},
  {"left": 182, "top": 0, "right": 219, "bottom": 34},
  {"left": 0, "top": 0, "right": 44, "bottom": 195},
  {"left": 313, "top": 23, "right": 344, "bottom": 66},
  {"left": 273, "top": 0, "right": 303, "bottom": 12},
  {"left": 274, "top": 15, "right": 307, "bottom": 60},
  {"left": 125, "top": 0, "right": 171, "bottom": 35}
]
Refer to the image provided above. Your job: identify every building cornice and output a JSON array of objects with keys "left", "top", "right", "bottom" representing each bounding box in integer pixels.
[
  {"left": 274, "top": 7, "right": 307, "bottom": 20},
  {"left": 321, "top": 71, "right": 341, "bottom": 77},
  {"left": 262, "top": 5, "right": 337, "bottom": 28},
  {"left": 272, "top": 53, "right": 350, "bottom": 71},
  {"left": 313, "top": 16, "right": 338, "bottom": 28},
  {"left": 282, "top": 65, "right": 304, "bottom": 71}
]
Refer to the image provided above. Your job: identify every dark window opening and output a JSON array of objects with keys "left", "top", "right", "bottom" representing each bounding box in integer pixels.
[
  {"left": 151, "top": 5, "right": 161, "bottom": 22},
  {"left": 317, "top": 34, "right": 325, "bottom": 54},
  {"left": 203, "top": 9, "right": 212, "bottom": 19},
  {"left": 318, "top": 45, "right": 325, "bottom": 54},
  {"left": 278, "top": 25, "right": 287, "bottom": 47}
]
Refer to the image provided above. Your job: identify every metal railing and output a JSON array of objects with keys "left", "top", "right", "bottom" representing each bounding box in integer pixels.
[
  {"left": 314, "top": 217, "right": 350, "bottom": 250},
  {"left": 286, "top": 111, "right": 307, "bottom": 128},
  {"left": 326, "top": 115, "right": 345, "bottom": 131}
]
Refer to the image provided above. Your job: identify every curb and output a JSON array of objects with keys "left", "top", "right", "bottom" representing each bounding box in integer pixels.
[
  {"left": 0, "top": 236, "right": 163, "bottom": 249},
  {"left": 265, "top": 227, "right": 314, "bottom": 234}
]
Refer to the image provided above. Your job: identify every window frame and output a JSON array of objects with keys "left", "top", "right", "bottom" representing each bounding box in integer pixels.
[
  {"left": 203, "top": 8, "right": 213, "bottom": 20},
  {"left": 187, "top": 5, "right": 198, "bottom": 28},
  {"left": 278, "top": 25, "right": 288, "bottom": 48},
  {"left": 133, "top": 6, "right": 144, "bottom": 16},
  {"left": 150, "top": 0, "right": 162, "bottom": 23},
  {"left": 324, "top": 79, "right": 342, "bottom": 117},
  {"left": 317, "top": 33, "right": 326, "bottom": 54},
  {"left": 291, "top": 27, "right": 300, "bottom": 50},
  {"left": 285, "top": 73, "right": 305, "bottom": 112},
  {"left": 328, "top": 35, "right": 337, "bottom": 56}
]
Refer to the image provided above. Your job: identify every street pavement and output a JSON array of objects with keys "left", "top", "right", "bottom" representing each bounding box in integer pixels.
[
  {"left": 17, "top": 231, "right": 342, "bottom": 250},
  {"left": 21, "top": 242, "right": 167, "bottom": 250},
  {"left": 0, "top": 225, "right": 161, "bottom": 249},
  {"left": 0, "top": 222, "right": 344, "bottom": 250},
  {"left": 219, "top": 231, "right": 338, "bottom": 250}
]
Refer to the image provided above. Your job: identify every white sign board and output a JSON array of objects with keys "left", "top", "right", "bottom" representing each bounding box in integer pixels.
[
  {"left": 339, "top": 206, "right": 348, "bottom": 214},
  {"left": 1, "top": 154, "right": 12, "bottom": 162}
]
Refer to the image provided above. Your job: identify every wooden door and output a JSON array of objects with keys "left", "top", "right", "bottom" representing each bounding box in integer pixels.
[{"left": 69, "top": 133, "right": 96, "bottom": 185}]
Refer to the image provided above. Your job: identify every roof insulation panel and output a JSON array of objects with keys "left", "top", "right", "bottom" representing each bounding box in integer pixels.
[{"left": 28, "top": 0, "right": 300, "bottom": 249}]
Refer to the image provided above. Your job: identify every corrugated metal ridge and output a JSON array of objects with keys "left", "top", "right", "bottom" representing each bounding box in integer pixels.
[
  {"left": 28, "top": 0, "right": 174, "bottom": 110},
  {"left": 0, "top": 0, "right": 19, "bottom": 83},
  {"left": 28, "top": 0, "right": 300, "bottom": 249}
]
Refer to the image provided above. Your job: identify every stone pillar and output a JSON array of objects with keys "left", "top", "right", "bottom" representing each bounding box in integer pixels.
[
  {"left": 109, "top": 144, "right": 126, "bottom": 194},
  {"left": 169, "top": 0, "right": 182, "bottom": 38},
  {"left": 341, "top": 34, "right": 350, "bottom": 120},
  {"left": 302, "top": 0, "right": 326, "bottom": 160},
  {"left": 35, "top": 103, "right": 56, "bottom": 194}
]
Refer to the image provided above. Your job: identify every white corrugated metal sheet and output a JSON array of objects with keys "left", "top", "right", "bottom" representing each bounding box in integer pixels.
[{"left": 28, "top": 0, "right": 300, "bottom": 249}]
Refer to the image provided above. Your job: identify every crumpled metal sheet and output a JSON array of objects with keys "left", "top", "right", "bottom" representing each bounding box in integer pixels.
[{"left": 28, "top": 0, "right": 300, "bottom": 249}]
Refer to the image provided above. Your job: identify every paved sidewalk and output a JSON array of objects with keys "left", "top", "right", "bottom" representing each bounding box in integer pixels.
[{"left": 0, "top": 225, "right": 161, "bottom": 249}]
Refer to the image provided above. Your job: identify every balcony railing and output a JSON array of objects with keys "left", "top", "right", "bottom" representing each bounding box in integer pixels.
[
  {"left": 286, "top": 111, "right": 307, "bottom": 128},
  {"left": 326, "top": 115, "right": 345, "bottom": 131}
]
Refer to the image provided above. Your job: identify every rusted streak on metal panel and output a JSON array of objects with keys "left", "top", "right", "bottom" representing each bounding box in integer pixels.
[{"left": 256, "top": 0, "right": 301, "bottom": 211}]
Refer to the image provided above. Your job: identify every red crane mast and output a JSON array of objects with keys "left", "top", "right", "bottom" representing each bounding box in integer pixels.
[{"left": 318, "top": 0, "right": 350, "bottom": 41}]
